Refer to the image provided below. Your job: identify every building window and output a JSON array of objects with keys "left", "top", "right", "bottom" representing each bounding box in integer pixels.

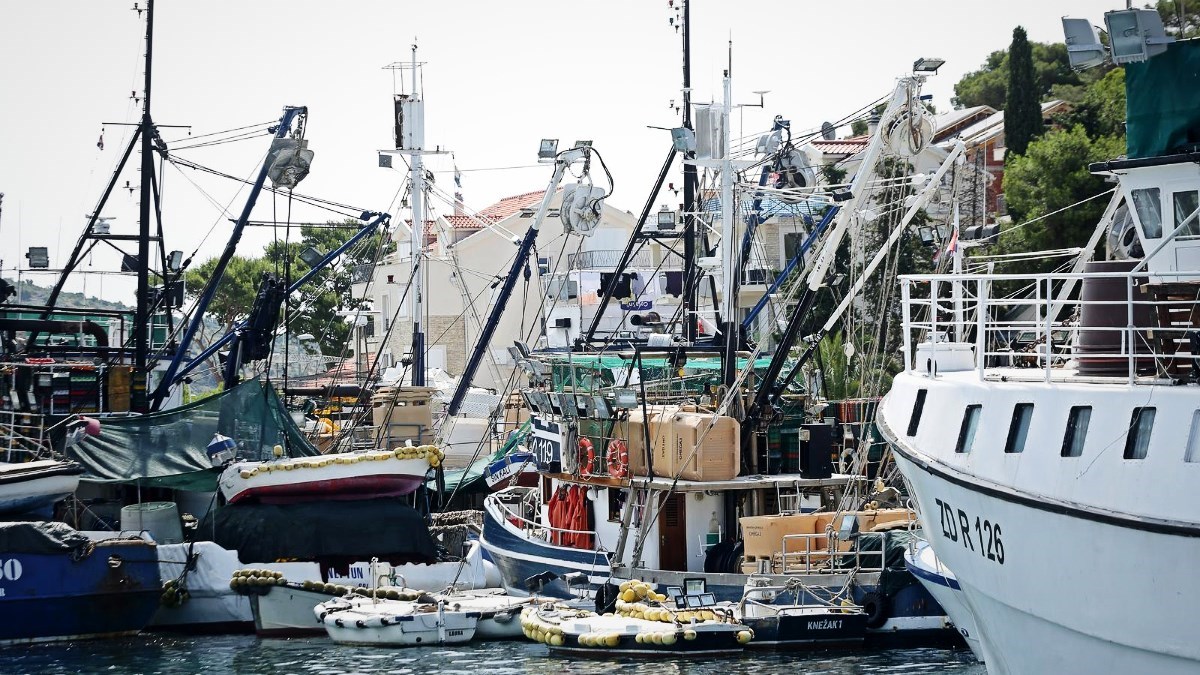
[
  {"left": 955, "top": 405, "right": 982, "bottom": 454},
  {"left": 1131, "top": 188, "right": 1163, "bottom": 239},
  {"left": 1004, "top": 403, "right": 1034, "bottom": 454},
  {"left": 783, "top": 232, "right": 807, "bottom": 264},
  {"left": 1185, "top": 411, "right": 1200, "bottom": 463},
  {"left": 1173, "top": 190, "right": 1199, "bottom": 237},
  {"left": 1061, "top": 406, "right": 1092, "bottom": 458},
  {"left": 1124, "top": 407, "right": 1156, "bottom": 460},
  {"left": 907, "top": 389, "right": 928, "bottom": 437}
]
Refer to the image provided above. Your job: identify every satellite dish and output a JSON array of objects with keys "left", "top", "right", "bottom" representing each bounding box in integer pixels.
[
  {"left": 1062, "top": 18, "right": 1107, "bottom": 70},
  {"left": 560, "top": 183, "right": 605, "bottom": 236},
  {"left": 821, "top": 122, "right": 836, "bottom": 141}
]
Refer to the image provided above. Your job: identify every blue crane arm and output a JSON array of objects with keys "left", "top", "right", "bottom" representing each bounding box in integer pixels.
[{"left": 741, "top": 205, "right": 839, "bottom": 332}]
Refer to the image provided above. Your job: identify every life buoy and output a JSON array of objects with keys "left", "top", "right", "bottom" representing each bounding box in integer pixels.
[
  {"left": 861, "top": 591, "right": 891, "bottom": 629},
  {"left": 606, "top": 439, "right": 629, "bottom": 478},
  {"left": 578, "top": 438, "right": 596, "bottom": 477}
]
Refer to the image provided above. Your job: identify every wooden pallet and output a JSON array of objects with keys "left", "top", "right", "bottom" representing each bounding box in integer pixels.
[{"left": 1143, "top": 281, "right": 1200, "bottom": 377}]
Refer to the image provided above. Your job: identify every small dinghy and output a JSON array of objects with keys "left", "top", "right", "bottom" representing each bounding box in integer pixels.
[
  {"left": 521, "top": 580, "right": 752, "bottom": 655},
  {"left": 437, "top": 588, "right": 533, "bottom": 639},
  {"left": 316, "top": 593, "right": 479, "bottom": 646}
]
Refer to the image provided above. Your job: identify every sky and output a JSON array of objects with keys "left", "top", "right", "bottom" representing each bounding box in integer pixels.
[{"left": 0, "top": 0, "right": 1117, "bottom": 304}]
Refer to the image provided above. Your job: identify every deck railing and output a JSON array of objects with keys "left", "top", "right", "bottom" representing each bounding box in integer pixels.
[{"left": 901, "top": 270, "right": 1200, "bottom": 385}]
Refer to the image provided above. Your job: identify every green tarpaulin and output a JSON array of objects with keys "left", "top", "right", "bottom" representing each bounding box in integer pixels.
[
  {"left": 1126, "top": 40, "right": 1200, "bottom": 159},
  {"left": 67, "top": 379, "right": 318, "bottom": 491}
]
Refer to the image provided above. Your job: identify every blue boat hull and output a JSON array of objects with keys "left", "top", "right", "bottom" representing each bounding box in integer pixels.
[
  {"left": 0, "top": 538, "right": 162, "bottom": 644},
  {"left": 479, "top": 503, "right": 610, "bottom": 598}
]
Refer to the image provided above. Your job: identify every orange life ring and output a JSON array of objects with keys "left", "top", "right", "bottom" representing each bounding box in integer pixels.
[
  {"left": 606, "top": 439, "right": 629, "bottom": 478},
  {"left": 578, "top": 437, "right": 595, "bottom": 477}
]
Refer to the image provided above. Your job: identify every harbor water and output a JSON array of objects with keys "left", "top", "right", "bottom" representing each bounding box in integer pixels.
[{"left": 0, "top": 635, "right": 983, "bottom": 674}]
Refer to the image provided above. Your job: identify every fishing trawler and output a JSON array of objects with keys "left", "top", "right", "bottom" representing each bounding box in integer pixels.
[
  {"left": 880, "top": 11, "right": 1200, "bottom": 673},
  {"left": 474, "top": 5, "right": 965, "bottom": 645}
]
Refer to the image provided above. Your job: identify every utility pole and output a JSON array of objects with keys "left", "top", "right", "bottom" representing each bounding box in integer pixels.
[{"left": 132, "top": 0, "right": 156, "bottom": 412}]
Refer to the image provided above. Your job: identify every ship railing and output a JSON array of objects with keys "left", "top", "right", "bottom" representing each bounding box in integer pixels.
[
  {"left": 900, "top": 269, "right": 1200, "bottom": 385},
  {"left": 493, "top": 491, "right": 598, "bottom": 548},
  {"left": 779, "top": 532, "right": 884, "bottom": 574},
  {"left": 0, "top": 410, "right": 52, "bottom": 461}
]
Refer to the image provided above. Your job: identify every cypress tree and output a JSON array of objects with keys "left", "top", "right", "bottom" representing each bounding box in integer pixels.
[{"left": 1004, "top": 26, "right": 1043, "bottom": 157}]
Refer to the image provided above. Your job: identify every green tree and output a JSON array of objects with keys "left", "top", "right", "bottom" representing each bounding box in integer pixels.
[
  {"left": 185, "top": 219, "right": 391, "bottom": 360},
  {"left": 1001, "top": 125, "right": 1125, "bottom": 257},
  {"left": 1004, "top": 26, "right": 1044, "bottom": 157},
  {"left": 183, "top": 255, "right": 275, "bottom": 329},
  {"left": 1156, "top": 0, "right": 1200, "bottom": 38},
  {"left": 263, "top": 220, "right": 391, "bottom": 358},
  {"left": 1058, "top": 67, "right": 1126, "bottom": 139},
  {"left": 954, "top": 41, "right": 1081, "bottom": 109}
]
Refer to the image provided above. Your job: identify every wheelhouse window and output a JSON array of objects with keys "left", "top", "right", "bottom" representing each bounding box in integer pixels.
[
  {"left": 955, "top": 405, "right": 982, "bottom": 454},
  {"left": 1004, "top": 403, "right": 1034, "bottom": 454},
  {"left": 1131, "top": 188, "right": 1163, "bottom": 239},
  {"left": 1061, "top": 406, "right": 1092, "bottom": 458},
  {"left": 907, "top": 389, "right": 928, "bottom": 437},
  {"left": 1185, "top": 411, "right": 1200, "bottom": 463},
  {"left": 1173, "top": 190, "right": 1200, "bottom": 237},
  {"left": 1124, "top": 407, "right": 1156, "bottom": 460}
]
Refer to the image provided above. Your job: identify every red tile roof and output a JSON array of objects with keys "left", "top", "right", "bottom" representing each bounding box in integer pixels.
[
  {"left": 422, "top": 189, "right": 554, "bottom": 237},
  {"left": 811, "top": 136, "right": 870, "bottom": 155}
]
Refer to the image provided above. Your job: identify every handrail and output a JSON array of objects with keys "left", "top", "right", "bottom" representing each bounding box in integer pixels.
[{"left": 901, "top": 268, "right": 1200, "bottom": 384}]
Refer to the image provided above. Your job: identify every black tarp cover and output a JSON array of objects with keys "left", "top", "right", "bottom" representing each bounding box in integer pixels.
[
  {"left": 67, "top": 380, "right": 319, "bottom": 491},
  {"left": 0, "top": 521, "right": 92, "bottom": 554},
  {"left": 194, "top": 499, "right": 437, "bottom": 564}
]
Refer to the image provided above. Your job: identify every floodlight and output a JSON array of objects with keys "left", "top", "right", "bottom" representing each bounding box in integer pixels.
[
  {"left": 299, "top": 246, "right": 326, "bottom": 268},
  {"left": 26, "top": 247, "right": 49, "bottom": 269},
  {"left": 167, "top": 250, "right": 184, "bottom": 273},
  {"left": 1105, "top": 9, "right": 1174, "bottom": 65},
  {"left": 613, "top": 388, "right": 638, "bottom": 409},
  {"left": 1062, "top": 18, "right": 1107, "bottom": 70},
  {"left": 916, "top": 225, "right": 935, "bottom": 246},
  {"left": 912, "top": 57, "right": 945, "bottom": 74},
  {"left": 573, "top": 140, "right": 593, "bottom": 148},
  {"left": 538, "top": 139, "right": 559, "bottom": 160},
  {"left": 656, "top": 205, "right": 678, "bottom": 230},
  {"left": 670, "top": 127, "right": 696, "bottom": 153}
]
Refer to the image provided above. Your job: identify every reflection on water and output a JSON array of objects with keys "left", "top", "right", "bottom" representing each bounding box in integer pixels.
[{"left": 0, "top": 634, "right": 985, "bottom": 675}]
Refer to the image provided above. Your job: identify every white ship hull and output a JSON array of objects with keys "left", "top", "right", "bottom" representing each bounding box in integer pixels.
[{"left": 888, "top": 425, "right": 1200, "bottom": 674}]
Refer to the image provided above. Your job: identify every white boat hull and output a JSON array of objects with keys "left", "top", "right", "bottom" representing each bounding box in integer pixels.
[
  {"left": 892, "top": 448, "right": 1200, "bottom": 674},
  {"left": 904, "top": 538, "right": 983, "bottom": 662},
  {"left": 318, "top": 598, "right": 479, "bottom": 646},
  {"left": 248, "top": 541, "right": 503, "bottom": 636}
]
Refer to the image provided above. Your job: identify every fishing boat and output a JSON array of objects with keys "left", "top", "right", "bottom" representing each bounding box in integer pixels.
[
  {"left": 879, "top": 11, "right": 1200, "bottom": 673},
  {"left": 0, "top": 522, "right": 160, "bottom": 644},
  {"left": 0, "top": 458, "right": 82, "bottom": 519},
  {"left": 218, "top": 445, "right": 441, "bottom": 504},
  {"left": 475, "top": 21, "right": 961, "bottom": 645},
  {"left": 520, "top": 588, "right": 753, "bottom": 655},
  {"left": 903, "top": 537, "right": 982, "bottom": 661}
]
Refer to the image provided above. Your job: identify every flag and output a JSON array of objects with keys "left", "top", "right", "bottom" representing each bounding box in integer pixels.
[
  {"left": 933, "top": 228, "right": 958, "bottom": 264},
  {"left": 96, "top": 131, "right": 104, "bottom": 151},
  {"left": 452, "top": 153, "right": 462, "bottom": 188}
]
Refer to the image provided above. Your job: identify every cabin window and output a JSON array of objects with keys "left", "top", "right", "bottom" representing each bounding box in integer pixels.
[
  {"left": 955, "top": 405, "right": 982, "bottom": 454},
  {"left": 1124, "top": 407, "right": 1156, "bottom": 460},
  {"left": 547, "top": 276, "right": 578, "bottom": 301},
  {"left": 1131, "top": 188, "right": 1163, "bottom": 239},
  {"left": 1185, "top": 411, "right": 1200, "bottom": 463},
  {"left": 1061, "top": 406, "right": 1092, "bottom": 457},
  {"left": 1004, "top": 403, "right": 1034, "bottom": 454},
  {"left": 906, "top": 389, "right": 928, "bottom": 437},
  {"left": 608, "top": 487, "right": 624, "bottom": 522},
  {"left": 1173, "top": 190, "right": 1200, "bottom": 237}
]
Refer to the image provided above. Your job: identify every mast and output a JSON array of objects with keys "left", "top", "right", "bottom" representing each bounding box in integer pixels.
[
  {"left": 132, "top": 0, "right": 155, "bottom": 412},
  {"left": 718, "top": 67, "right": 738, "bottom": 388},
  {"left": 408, "top": 43, "right": 426, "bottom": 387},
  {"left": 681, "top": 0, "right": 698, "bottom": 343}
]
